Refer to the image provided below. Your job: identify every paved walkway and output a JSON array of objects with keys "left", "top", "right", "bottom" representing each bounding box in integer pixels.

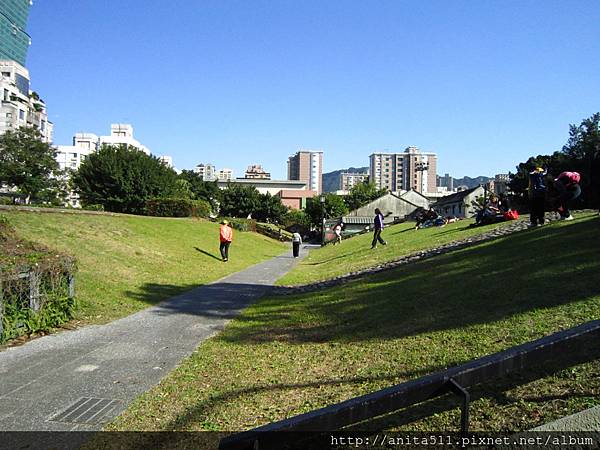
[{"left": 0, "top": 246, "right": 310, "bottom": 434}]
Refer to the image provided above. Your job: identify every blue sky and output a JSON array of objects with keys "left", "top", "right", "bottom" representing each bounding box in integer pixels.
[{"left": 27, "top": 0, "right": 600, "bottom": 179}]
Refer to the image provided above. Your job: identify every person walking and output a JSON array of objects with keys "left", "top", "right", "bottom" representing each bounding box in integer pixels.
[
  {"left": 371, "top": 208, "right": 387, "bottom": 249},
  {"left": 528, "top": 167, "right": 547, "bottom": 227},
  {"left": 292, "top": 231, "right": 302, "bottom": 258},
  {"left": 219, "top": 219, "right": 233, "bottom": 262},
  {"left": 554, "top": 171, "right": 581, "bottom": 220}
]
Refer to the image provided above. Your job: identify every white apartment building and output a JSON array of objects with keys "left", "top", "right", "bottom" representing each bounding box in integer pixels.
[
  {"left": 98, "top": 124, "right": 150, "bottom": 154},
  {"left": 340, "top": 172, "right": 369, "bottom": 191},
  {"left": 369, "top": 147, "right": 438, "bottom": 194},
  {"left": 194, "top": 163, "right": 216, "bottom": 181},
  {"left": 218, "top": 168, "right": 234, "bottom": 181},
  {"left": 0, "top": 60, "right": 52, "bottom": 142}
]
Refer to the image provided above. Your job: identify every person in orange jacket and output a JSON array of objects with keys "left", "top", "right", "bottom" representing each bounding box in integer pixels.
[{"left": 219, "top": 219, "right": 233, "bottom": 262}]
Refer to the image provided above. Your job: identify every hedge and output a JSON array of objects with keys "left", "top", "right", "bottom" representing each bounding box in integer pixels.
[{"left": 146, "top": 198, "right": 211, "bottom": 218}]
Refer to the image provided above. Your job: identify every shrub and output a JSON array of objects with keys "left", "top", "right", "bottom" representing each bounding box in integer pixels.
[
  {"left": 146, "top": 198, "right": 212, "bottom": 218},
  {"left": 0, "top": 218, "right": 77, "bottom": 342},
  {"left": 222, "top": 218, "right": 256, "bottom": 232},
  {"left": 82, "top": 204, "right": 105, "bottom": 212}
]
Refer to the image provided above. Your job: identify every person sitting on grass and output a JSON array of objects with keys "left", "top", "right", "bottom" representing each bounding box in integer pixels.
[
  {"left": 415, "top": 208, "right": 443, "bottom": 230},
  {"left": 475, "top": 195, "right": 504, "bottom": 226}
]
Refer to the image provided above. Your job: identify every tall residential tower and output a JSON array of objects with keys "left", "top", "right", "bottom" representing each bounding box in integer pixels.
[
  {"left": 287, "top": 149, "right": 323, "bottom": 194},
  {"left": 369, "top": 147, "right": 437, "bottom": 194},
  {"left": 0, "top": 0, "right": 32, "bottom": 66}
]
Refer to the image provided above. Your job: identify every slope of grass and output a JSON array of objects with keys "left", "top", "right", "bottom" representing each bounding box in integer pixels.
[
  {"left": 2, "top": 210, "right": 286, "bottom": 324},
  {"left": 109, "top": 213, "right": 600, "bottom": 433},
  {"left": 277, "top": 218, "right": 518, "bottom": 285}
]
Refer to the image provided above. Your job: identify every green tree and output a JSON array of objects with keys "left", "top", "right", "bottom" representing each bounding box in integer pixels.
[
  {"left": 561, "top": 113, "right": 600, "bottom": 206},
  {"left": 219, "top": 183, "right": 261, "bottom": 218},
  {"left": 72, "top": 144, "right": 178, "bottom": 214},
  {"left": 0, "top": 127, "right": 65, "bottom": 203},
  {"left": 178, "top": 170, "right": 222, "bottom": 210},
  {"left": 344, "top": 181, "right": 387, "bottom": 211},
  {"left": 305, "top": 193, "right": 349, "bottom": 227},
  {"left": 254, "top": 192, "right": 288, "bottom": 223}
]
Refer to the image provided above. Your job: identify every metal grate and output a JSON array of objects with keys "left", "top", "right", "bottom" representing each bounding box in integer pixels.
[{"left": 48, "top": 397, "right": 122, "bottom": 425}]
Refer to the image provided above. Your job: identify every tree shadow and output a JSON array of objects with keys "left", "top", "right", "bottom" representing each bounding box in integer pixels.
[
  {"left": 194, "top": 246, "right": 222, "bottom": 261},
  {"left": 345, "top": 338, "right": 598, "bottom": 432}
]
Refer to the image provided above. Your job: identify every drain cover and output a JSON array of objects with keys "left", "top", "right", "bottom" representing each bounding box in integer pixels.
[{"left": 49, "top": 397, "right": 122, "bottom": 425}]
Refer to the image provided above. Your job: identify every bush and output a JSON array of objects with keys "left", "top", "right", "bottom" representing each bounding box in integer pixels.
[
  {"left": 0, "top": 218, "right": 77, "bottom": 342},
  {"left": 146, "top": 198, "right": 211, "bottom": 218},
  {"left": 222, "top": 218, "right": 256, "bottom": 232},
  {"left": 82, "top": 204, "right": 105, "bottom": 212}
]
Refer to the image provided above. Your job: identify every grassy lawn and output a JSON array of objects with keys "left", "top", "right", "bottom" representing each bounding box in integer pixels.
[
  {"left": 108, "top": 213, "right": 600, "bottom": 433},
  {"left": 277, "top": 218, "right": 519, "bottom": 285},
  {"left": 2, "top": 210, "right": 286, "bottom": 325}
]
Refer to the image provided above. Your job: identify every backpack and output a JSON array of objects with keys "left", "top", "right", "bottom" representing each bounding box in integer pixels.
[{"left": 529, "top": 172, "right": 546, "bottom": 192}]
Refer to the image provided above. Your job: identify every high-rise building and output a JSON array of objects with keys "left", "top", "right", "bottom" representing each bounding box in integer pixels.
[
  {"left": 340, "top": 172, "right": 369, "bottom": 191},
  {"left": 287, "top": 149, "right": 323, "bottom": 194},
  {"left": 437, "top": 173, "right": 454, "bottom": 191},
  {"left": 244, "top": 164, "right": 271, "bottom": 179},
  {"left": 0, "top": 0, "right": 32, "bottom": 66},
  {"left": 369, "top": 147, "right": 438, "bottom": 194},
  {"left": 0, "top": 60, "right": 52, "bottom": 142}
]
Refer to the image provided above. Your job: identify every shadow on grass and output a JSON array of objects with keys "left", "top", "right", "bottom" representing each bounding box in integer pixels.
[
  {"left": 194, "top": 246, "right": 222, "bottom": 261},
  {"left": 164, "top": 362, "right": 451, "bottom": 431},
  {"left": 219, "top": 219, "right": 600, "bottom": 344},
  {"left": 346, "top": 338, "right": 599, "bottom": 432}
]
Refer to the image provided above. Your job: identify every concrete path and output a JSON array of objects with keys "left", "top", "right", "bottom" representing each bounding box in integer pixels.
[{"left": 0, "top": 245, "right": 311, "bottom": 434}]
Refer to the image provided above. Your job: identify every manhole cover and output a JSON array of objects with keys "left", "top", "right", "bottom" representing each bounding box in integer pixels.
[{"left": 48, "top": 397, "right": 122, "bottom": 425}]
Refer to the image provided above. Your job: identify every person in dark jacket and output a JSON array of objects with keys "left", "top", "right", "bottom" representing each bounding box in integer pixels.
[
  {"left": 528, "top": 167, "right": 547, "bottom": 226},
  {"left": 371, "top": 208, "right": 387, "bottom": 249}
]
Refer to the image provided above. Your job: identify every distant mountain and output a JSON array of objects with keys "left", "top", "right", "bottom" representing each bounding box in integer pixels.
[
  {"left": 452, "top": 176, "right": 493, "bottom": 189},
  {"left": 323, "top": 166, "right": 369, "bottom": 193}
]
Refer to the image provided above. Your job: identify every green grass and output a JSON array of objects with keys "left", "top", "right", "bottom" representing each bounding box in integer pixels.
[
  {"left": 108, "top": 213, "right": 600, "bottom": 432},
  {"left": 2, "top": 210, "right": 286, "bottom": 325},
  {"left": 277, "top": 218, "right": 518, "bottom": 285}
]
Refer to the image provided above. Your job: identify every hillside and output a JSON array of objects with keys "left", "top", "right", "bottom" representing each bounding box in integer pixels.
[
  {"left": 109, "top": 213, "right": 600, "bottom": 433},
  {"left": 2, "top": 210, "right": 287, "bottom": 324},
  {"left": 277, "top": 216, "right": 517, "bottom": 285}
]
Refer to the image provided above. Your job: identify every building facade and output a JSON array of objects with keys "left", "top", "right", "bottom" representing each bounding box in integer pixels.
[
  {"left": 244, "top": 164, "right": 271, "bottom": 179},
  {"left": 0, "top": 60, "right": 52, "bottom": 142},
  {"left": 0, "top": 0, "right": 31, "bottom": 66},
  {"left": 340, "top": 172, "right": 369, "bottom": 191},
  {"left": 194, "top": 163, "right": 216, "bottom": 181},
  {"left": 98, "top": 124, "right": 150, "bottom": 154},
  {"left": 217, "top": 168, "right": 233, "bottom": 181},
  {"left": 287, "top": 149, "right": 323, "bottom": 194},
  {"left": 369, "top": 147, "right": 437, "bottom": 194}
]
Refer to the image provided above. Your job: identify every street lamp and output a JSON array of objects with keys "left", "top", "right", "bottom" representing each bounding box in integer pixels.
[{"left": 320, "top": 194, "right": 326, "bottom": 246}]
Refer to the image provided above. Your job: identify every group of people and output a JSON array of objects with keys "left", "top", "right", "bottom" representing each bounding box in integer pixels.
[
  {"left": 528, "top": 169, "right": 581, "bottom": 226},
  {"left": 218, "top": 171, "right": 583, "bottom": 262}
]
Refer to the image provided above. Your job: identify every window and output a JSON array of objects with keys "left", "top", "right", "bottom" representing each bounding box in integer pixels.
[
  {"left": 5, "top": 112, "right": 12, "bottom": 118},
  {"left": 19, "top": 110, "right": 25, "bottom": 120}
]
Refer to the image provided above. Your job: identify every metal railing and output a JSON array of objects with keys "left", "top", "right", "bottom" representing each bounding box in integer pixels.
[{"left": 220, "top": 320, "right": 600, "bottom": 450}]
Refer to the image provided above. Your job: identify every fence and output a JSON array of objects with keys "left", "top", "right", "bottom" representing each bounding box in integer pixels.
[
  {"left": 0, "top": 260, "right": 76, "bottom": 341},
  {"left": 219, "top": 320, "right": 600, "bottom": 450}
]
